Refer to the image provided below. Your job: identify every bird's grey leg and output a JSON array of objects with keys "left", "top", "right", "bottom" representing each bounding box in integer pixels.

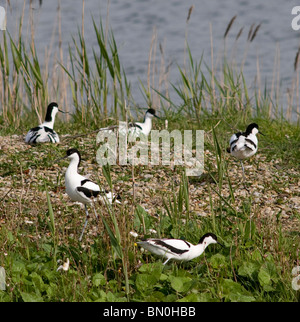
[
  {"left": 79, "top": 205, "right": 89, "bottom": 241},
  {"left": 240, "top": 160, "right": 246, "bottom": 181}
]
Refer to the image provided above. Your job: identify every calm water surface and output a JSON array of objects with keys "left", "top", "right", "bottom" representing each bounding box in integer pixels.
[{"left": 2, "top": 0, "right": 300, "bottom": 111}]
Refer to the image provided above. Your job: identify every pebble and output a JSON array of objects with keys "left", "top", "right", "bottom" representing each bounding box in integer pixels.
[{"left": 264, "top": 207, "right": 274, "bottom": 216}]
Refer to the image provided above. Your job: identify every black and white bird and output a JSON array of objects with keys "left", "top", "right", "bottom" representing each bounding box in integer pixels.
[
  {"left": 61, "top": 148, "right": 120, "bottom": 241},
  {"left": 138, "top": 233, "right": 223, "bottom": 265},
  {"left": 25, "top": 102, "right": 67, "bottom": 144},
  {"left": 227, "top": 123, "right": 264, "bottom": 180},
  {"left": 100, "top": 108, "right": 161, "bottom": 138}
]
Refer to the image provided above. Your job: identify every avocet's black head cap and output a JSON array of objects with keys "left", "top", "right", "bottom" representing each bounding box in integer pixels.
[
  {"left": 246, "top": 123, "right": 258, "bottom": 131},
  {"left": 45, "top": 102, "right": 59, "bottom": 122},
  {"left": 146, "top": 108, "right": 160, "bottom": 118},
  {"left": 199, "top": 233, "right": 217, "bottom": 243},
  {"left": 246, "top": 123, "right": 264, "bottom": 136},
  {"left": 66, "top": 148, "right": 81, "bottom": 166},
  {"left": 199, "top": 233, "right": 224, "bottom": 246},
  {"left": 48, "top": 102, "right": 58, "bottom": 109},
  {"left": 66, "top": 148, "right": 80, "bottom": 156},
  {"left": 45, "top": 102, "right": 69, "bottom": 122}
]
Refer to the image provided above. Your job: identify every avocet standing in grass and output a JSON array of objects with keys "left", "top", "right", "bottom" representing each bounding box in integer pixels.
[
  {"left": 25, "top": 102, "right": 67, "bottom": 144},
  {"left": 60, "top": 148, "right": 120, "bottom": 241},
  {"left": 138, "top": 233, "right": 223, "bottom": 265},
  {"left": 226, "top": 123, "right": 264, "bottom": 181},
  {"left": 100, "top": 108, "right": 161, "bottom": 138}
]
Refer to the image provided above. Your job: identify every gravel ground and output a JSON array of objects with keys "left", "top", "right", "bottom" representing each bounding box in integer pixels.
[{"left": 0, "top": 134, "right": 299, "bottom": 238}]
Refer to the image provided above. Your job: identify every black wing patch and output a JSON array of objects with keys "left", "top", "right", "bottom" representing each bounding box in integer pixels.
[
  {"left": 81, "top": 179, "right": 92, "bottom": 186},
  {"left": 245, "top": 138, "right": 256, "bottom": 149},
  {"left": 229, "top": 132, "right": 242, "bottom": 152},
  {"left": 129, "top": 123, "right": 143, "bottom": 130},
  {"left": 153, "top": 239, "right": 189, "bottom": 255},
  {"left": 27, "top": 127, "right": 42, "bottom": 144},
  {"left": 77, "top": 187, "right": 100, "bottom": 198},
  {"left": 230, "top": 138, "right": 239, "bottom": 151},
  {"left": 44, "top": 126, "right": 55, "bottom": 142},
  {"left": 44, "top": 126, "right": 59, "bottom": 143},
  {"left": 30, "top": 126, "right": 42, "bottom": 132},
  {"left": 44, "top": 126, "right": 55, "bottom": 134}
]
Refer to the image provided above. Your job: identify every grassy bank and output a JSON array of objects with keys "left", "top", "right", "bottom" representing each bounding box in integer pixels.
[
  {"left": 0, "top": 115, "right": 299, "bottom": 302},
  {"left": 0, "top": 6, "right": 299, "bottom": 302}
]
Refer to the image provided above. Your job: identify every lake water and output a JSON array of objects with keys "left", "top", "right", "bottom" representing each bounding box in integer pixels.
[{"left": 2, "top": 0, "right": 300, "bottom": 115}]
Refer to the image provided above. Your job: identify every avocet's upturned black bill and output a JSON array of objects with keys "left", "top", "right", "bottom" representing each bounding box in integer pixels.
[
  {"left": 61, "top": 148, "right": 120, "bottom": 241},
  {"left": 138, "top": 232, "right": 223, "bottom": 265},
  {"left": 227, "top": 123, "right": 263, "bottom": 180},
  {"left": 100, "top": 108, "right": 161, "bottom": 137},
  {"left": 25, "top": 102, "right": 68, "bottom": 144}
]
